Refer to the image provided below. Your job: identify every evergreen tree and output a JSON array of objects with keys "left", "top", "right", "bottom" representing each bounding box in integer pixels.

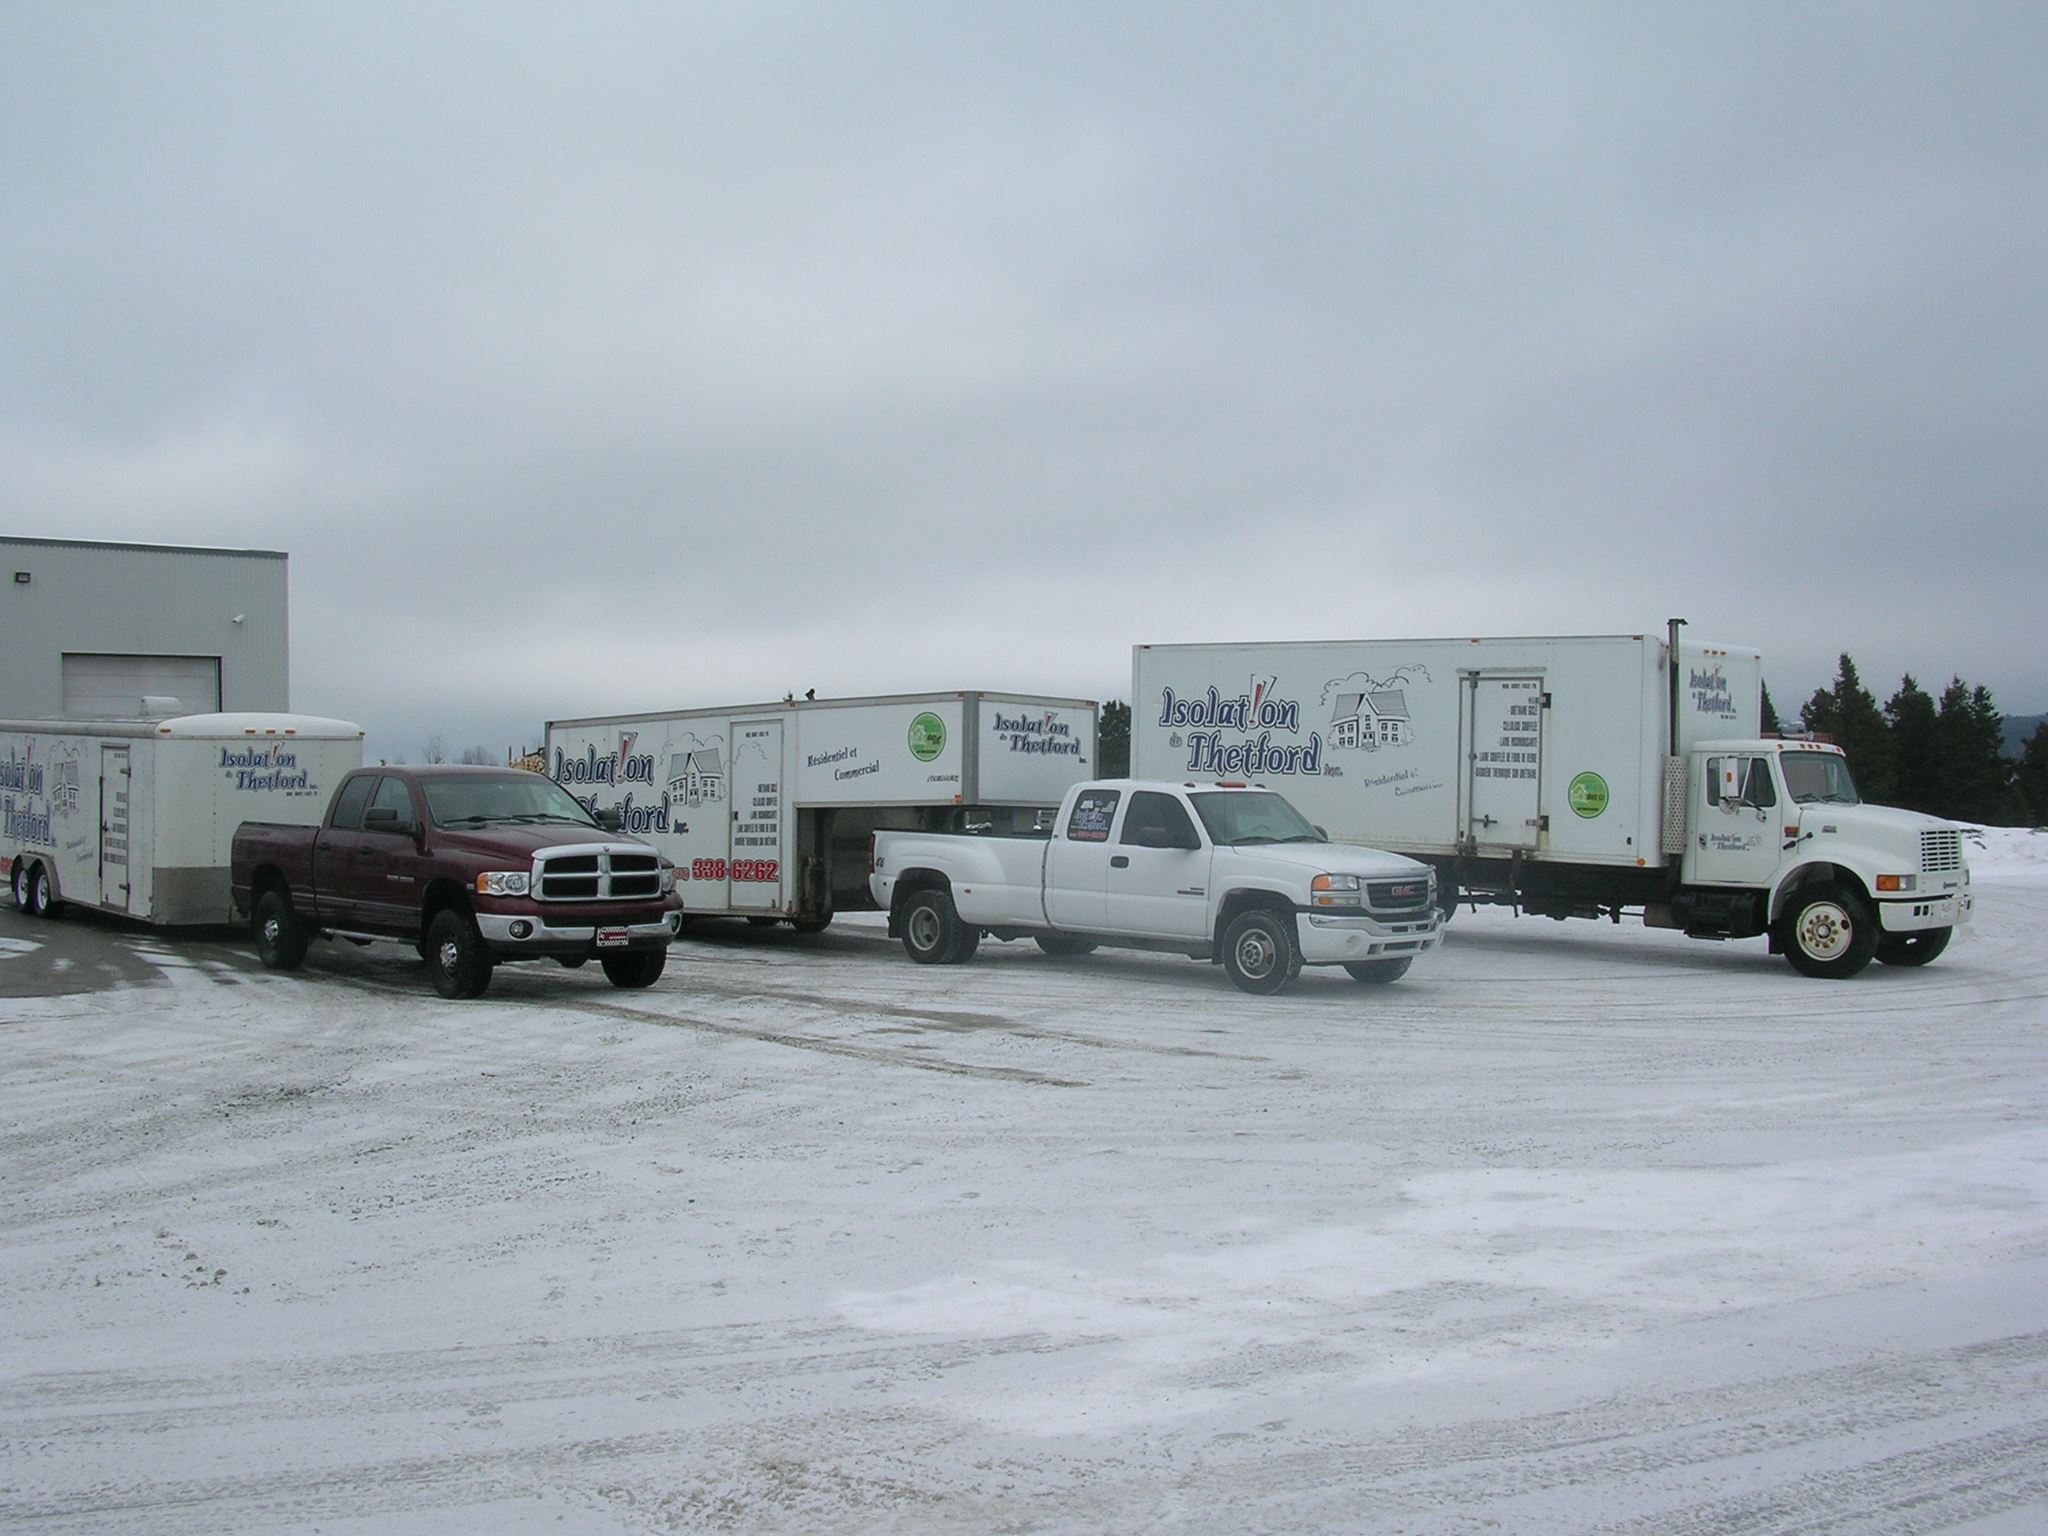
[
  {"left": 1099, "top": 701, "right": 1131, "bottom": 777},
  {"left": 1884, "top": 675, "right": 1941, "bottom": 815},
  {"left": 1801, "top": 654, "right": 1895, "bottom": 802},
  {"left": 1759, "top": 680, "right": 1781, "bottom": 735},
  {"left": 1934, "top": 678, "right": 2012, "bottom": 825},
  {"left": 2018, "top": 722, "right": 2048, "bottom": 826}
]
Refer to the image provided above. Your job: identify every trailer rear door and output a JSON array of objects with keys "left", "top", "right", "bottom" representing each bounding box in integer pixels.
[
  {"left": 728, "top": 719, "right": 786, "bottom": 911},
  {"left": 1461, "top": 675, "right": 1545, "bottom": 851}
]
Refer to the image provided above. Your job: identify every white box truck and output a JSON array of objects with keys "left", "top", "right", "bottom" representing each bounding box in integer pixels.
[
  {"left": 543, "top": 692, "right": 1097, "bottom": 930},
  {"left": 1131, "top": 626, "right": 1970, "bottom": 978},
  {"left": 3, "top": 712, "right": 364, "bottom": 924}
]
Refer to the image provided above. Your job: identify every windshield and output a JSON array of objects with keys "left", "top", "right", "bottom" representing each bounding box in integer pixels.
[
  {"left": 1188, "top": 790, "right": 1325, "bottom": 846},
  {"left": 421, "top": 773, "right": 601, "bottom": 828},
  {"left": 1779, "top": 752, "right": 1861, "bottom": 806}
]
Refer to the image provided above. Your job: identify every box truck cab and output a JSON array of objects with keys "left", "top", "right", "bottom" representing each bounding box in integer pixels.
[{"left": 1679, "top": 736, "right": 1969, "bottom": 976}]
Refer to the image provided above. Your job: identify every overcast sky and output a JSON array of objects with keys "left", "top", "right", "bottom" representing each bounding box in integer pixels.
[{"left": 4, "top": 3, "right": 2042, "bottom": 762}]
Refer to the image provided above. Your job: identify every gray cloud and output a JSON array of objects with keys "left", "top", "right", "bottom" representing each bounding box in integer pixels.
[{"left": 4, "top": 2, "right": 2042, "bottom": 762}]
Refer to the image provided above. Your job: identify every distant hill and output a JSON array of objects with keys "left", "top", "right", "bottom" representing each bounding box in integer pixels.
[{"left": 2004, "top": 713, "right": 2046, "bottom": 757}]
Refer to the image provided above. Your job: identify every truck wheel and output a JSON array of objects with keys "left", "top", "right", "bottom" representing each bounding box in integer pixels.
[
  {"left": 1343, "top": 958, "right": 1412, "bottom": 984},
  {"left": 1035, "top": 934, "right": 1098, "bottom": 957},
  {"left": 791, "top": 913, "right": 833, "bottom": 935},
  {"left": 949, "top": 925, "right": 981, "bottom": 963},
  {"left": 601, "top": 947, "right": 668, "bottom": 988},
  {"left": 1778, "top": 883, "right": 1878, "bottom": 980},
  {"left": 1222, "top": 909, "right": 1299, "bottom": 995},
  {"left": 902, "top": 889, "right": 965, "bottom": 965},
  {"left": 1876, "top": 927, "right": 1952, "bottom": 967},
  {"left": 253, "top": 889, "right": 309, "bottom": 970},
  {"left": 10, "top": 859, "right": 32, "bottom": 914},
  {"left": 426, "top": 909, "right": 494, "bottom": 999}
]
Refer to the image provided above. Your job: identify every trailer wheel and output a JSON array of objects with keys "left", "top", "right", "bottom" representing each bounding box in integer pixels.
[
  {"left": 791, "top": 913, "right": 833, "bottom": 935},
  {"left": 1778, "top": 883, "right": 1878, "bottom": 980},
  {"left": 26, "top": 862, "right": 56, "bottom": 919},
  {"left": 1343, "top": 958, "right": 1412, "bottom": 984},
  {"left": 10, "top": 859, "right": 32, "bottom": 914},
  {"left": 1035, "top": 934, "right": 1097, "bottom": 957},
  {"left": 1221, "top": 909, "right": 1299, "bottom": 995},
  {"left": 426, "top": 909, "right": 494, "bottom": 999},
  {"left": 902, "top": 889, "right": 965, "bottom": 965},
  {"left": 1876, "top": 927, "right": 1952, "bottom": 967},
  {"left": 253, "top": 889, "right": 309, "bottom": 970},
  {"left": 601, "top": 947, "right": 668, "bottom": 988}
]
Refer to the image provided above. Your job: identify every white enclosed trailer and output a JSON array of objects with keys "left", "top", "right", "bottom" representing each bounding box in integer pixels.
[
  {"left": 544, "top": 692, "right": 1097, "bottom": 928},
  {"left": 3, "top": 712, "right": 364, "bottom": 924},
  {"left": 1131, "top": 629, "right": 1969, "bottom": 978}
]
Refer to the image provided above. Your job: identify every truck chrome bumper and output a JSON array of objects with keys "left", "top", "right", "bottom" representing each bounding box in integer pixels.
[
  {"left": 474, "top": 910, "right": 681, "bottom": 951},
  {"left": 1877, "top": 891, "right": 1971, "bottom": 933},
  {"left": 1296, "top": 911, "right": 1444, "bottom": 965}
]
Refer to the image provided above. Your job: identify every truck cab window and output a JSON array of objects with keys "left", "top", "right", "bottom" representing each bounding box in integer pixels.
[
  {"left": 366, "top": 776, "right": 415, "bottom": 829},
  {"left": 1121, "top": 791, "right": 1196, "bottom": 847},
  {"left": 1781, "top": 752, "right": 1861, "bottom": 806},
  {"left": 328, "top": 775, "right": 374, "bottom": 830},
  {"left": 1066, "top": 788, "right": 1121, "bottom": 842}
]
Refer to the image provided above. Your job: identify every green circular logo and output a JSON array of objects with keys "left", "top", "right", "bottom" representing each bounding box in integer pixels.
[
  {"left": 1568, "top": 771, "right": 1609, "bottom": 819},
  {"left": 908, "top": 712, "right": 947, "bottom": 762}
]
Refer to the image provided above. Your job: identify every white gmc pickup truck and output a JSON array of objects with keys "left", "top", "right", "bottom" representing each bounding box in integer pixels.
[{"left": 868, "top": 779, "right": 1444, "bottom": 994}]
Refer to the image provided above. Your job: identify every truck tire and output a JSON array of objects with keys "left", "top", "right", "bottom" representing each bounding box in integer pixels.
[
  {"left": 426, "top": 909, "right": 494, "bottom": 999},
  {"left": 253, "top": 888, "right": 310, "bottom": 970},
  {"left": 791, "top": 913, "right": 833, "bottom": 935},
  {"left": 949, "top": 925, "right": 981, "bottom": 963},
  {"left": 1876, "top": 927, "right": 1952, "bottom": 967},
  {"left": 1778, "top": 883, "right": 1878, "bottom": 980},
  {"left": 1035, "top": 934, "right": 1098, "bottom": 957},
  {"left": 601, "top": 947, "right": 668, "bottom": 988},
  {"left": 902, "top": 889, "right": 965, "bottom": 965},
  {"left": 1222, "top": 909, "right": 1299, "bottom": 995},
  {"left": 1343, "top": 958, "right": 1412, "bottom": 985},
  {"left": 10, "top": 859, "right": 33, "bottom": 914}
]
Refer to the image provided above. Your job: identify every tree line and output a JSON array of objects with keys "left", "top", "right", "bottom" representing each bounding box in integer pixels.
[
  {"left": 1785, "top": 656, "right": 2044, "bottom": 827},
  {"left": 1100, "top": 663, "right": 2046, "bottom": 826}
]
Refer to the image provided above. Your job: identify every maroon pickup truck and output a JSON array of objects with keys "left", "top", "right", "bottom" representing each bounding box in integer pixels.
[{"left": 232, "top": 764, "right": 683, "bottom": 998}]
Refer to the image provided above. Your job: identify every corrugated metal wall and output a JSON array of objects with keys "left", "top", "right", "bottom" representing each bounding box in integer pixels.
[{"left": 0, "top": 538, "right": 289, "bottom": 717}]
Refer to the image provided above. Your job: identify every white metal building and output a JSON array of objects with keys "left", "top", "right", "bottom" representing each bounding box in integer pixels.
[{"left": 0, "top": 537, "right": 289, "bottom": 717}]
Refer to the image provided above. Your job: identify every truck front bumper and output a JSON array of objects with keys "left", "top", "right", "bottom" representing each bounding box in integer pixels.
[
  {"left": 1296, "top": 910, "right": 1444, "bottom": 966},
  {"left": 474, "top": 908, "right": 681, "bottom": 956},
  {"left": 1876, "top": 890, "right": 1972, "bottom": 934}
]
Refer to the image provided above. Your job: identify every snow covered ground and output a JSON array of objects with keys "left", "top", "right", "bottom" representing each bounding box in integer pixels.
[{"left": 3, "top": 829, "right": 2046, "bottom": 1534}]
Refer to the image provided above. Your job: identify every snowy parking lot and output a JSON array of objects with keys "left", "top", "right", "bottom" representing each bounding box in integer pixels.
[{"left": 4, "top": 831, "right": 2047, "bottom": 1535}]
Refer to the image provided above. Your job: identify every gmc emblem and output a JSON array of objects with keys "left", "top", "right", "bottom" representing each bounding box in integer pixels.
[{"left": 1387, "top": 883, "right": 1422, "bottom": 901}]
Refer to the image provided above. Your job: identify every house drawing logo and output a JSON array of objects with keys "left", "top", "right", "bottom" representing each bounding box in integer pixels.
[
  {"left": 666, "top": 734, "right": 727, "bottom": 807},
  {"left": 1321, "top": 665, "right": 1432, "bottom": 755}
]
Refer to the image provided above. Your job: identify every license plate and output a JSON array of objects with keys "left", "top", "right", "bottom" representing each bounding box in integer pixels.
[{"left": 596, "top": 927, "right": 629, "bottom": 948}]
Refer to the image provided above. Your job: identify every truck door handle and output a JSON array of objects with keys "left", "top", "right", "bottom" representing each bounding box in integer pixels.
[{"left": 1111, "top": 855, "right": 1130, "bottom": 868}]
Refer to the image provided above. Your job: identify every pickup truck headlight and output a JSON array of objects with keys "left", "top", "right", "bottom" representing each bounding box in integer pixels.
[
  {"left": 1310, "top": 873, "right": 1364, "bottom": 908},
  {"left": 476, "top": 870, "right": 531, "bottom": 897},
  {"left": 659, "top": 861, "right": 677, "bottom": 894}
]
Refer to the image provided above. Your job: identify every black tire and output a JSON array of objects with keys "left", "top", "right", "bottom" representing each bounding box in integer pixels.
[
  {"left": 425, "top": 909, "right": 493, "bottom": 999},
  {"left": 791, "top": 913, "right": 833, "bottom": 935},
  {"left": 1034, "top": 934, "right": 1098, "bottom": 957},
  {"left": 1876, "top": 927, "right": 1952, "bottom": 967},
  {"left": 556, "top": 955, "right": 588, "bottom": 969},
  {"left": 1221, "top": 908, "right": 1299, "bottom": 995},
  {"left": 10, "top": 859, "right": 32, "bottom": 914},
  {"left": 1777, "top": 883, "right": 1879, "bottom": 980},
  {"left": 253, "top": 888, "right": 309, "bottom": 970},
  {"left": 25, "top": 861, "right": 55, "bottom": 919},
  {"left": 902, "top": 888, "right": 965, "bottom": 965},
  {"left": 746, "top": 915, "right": 780, "bottom": 928},
  {"left": 601, "top": 947, "right": 668, "bottom": 988},
  {"left": 1343, "top": 958, "right": 1412, "bottom": 984},
  {"left": 949, "top": 924, "right": 981, "bottom": 963}
]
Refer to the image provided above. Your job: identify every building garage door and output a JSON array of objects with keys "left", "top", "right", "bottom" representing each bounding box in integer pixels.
[{"left": 61, "top": 653, "right": 222, "bottom": 717}]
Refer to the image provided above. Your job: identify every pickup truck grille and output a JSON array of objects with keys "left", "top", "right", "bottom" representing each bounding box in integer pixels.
[
  {"left": 1919, "top": 828, "right": 1964, "bottom": 874},
  {"left": 534, "top": 848, "right": 664, "bottom": 902},
  {"left": 1366, "top": 876, "right": 1435, "bottom": 916}
]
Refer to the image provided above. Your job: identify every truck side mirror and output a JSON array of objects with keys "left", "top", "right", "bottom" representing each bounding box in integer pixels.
[
  {"left": 363, "top": 806, "right": 418, "bottom": 837},
  {"left": 595, "top": 807, "right": 624, "bottom": 833}
]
